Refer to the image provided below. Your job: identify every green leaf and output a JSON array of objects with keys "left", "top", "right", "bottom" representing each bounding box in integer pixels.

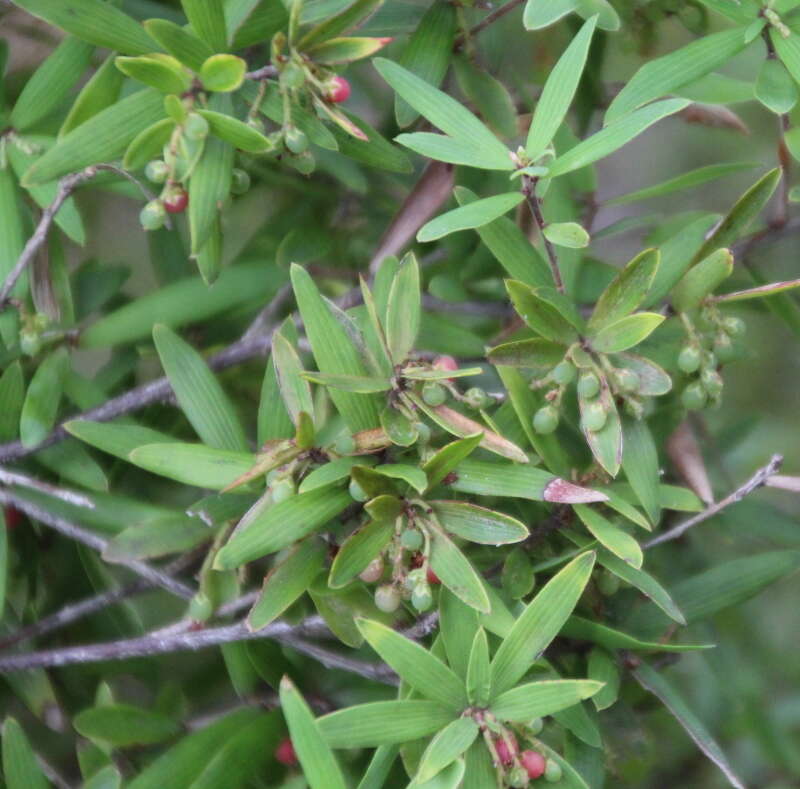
[
  {"left": 587, "top": 647, "right": 620, "bottom": 711},
  {"left": 279, "top": 678, "right": 347, "bottom": 789},
  {"left": 574, "top": 505, "right": 642, "bottom": 568},
  {"left": 431, "top": 501, "right": 528, "bottom": 544},
  {"left": 115, "top": 54, "right": 191, "bottom": 94},
  {"left": 0, "top": 362, "right": 24, "bottom": 442},
  {"left": 755, "top": 57, "right": 797, "bottom": 114},
  {"left": 621, "top": 417, "right": 661, "bottom": 525},
  {"left": 490, "top": 551, "right": 596, "bottom": 696},
  {"left": 772, "top": 29, "right": 800, "bottom": 95},
  {"left": 524, "top": 0, "right": 579, "bottom": 30},
  {"left": 374, "top": 59, "right": 512, "bottom": 170},
  {"left": 381, "top": 406, "right": 418, "bottom": 446},
  {"left": 307, "top": 36, "right": 391, "bottom": 64},
  {"left": 590, "top": 312, "right": 664, "bottom": 353},
  {"left": 247, "top": 538, "right": 326, "bottom": 630},
  {"left": 82, "top": 766, "right": 122, "bottom": 789},
  {"left": 543, "top": 221, "right": 590, "bottom": 249},
  {"left": 182, "top": 0, "right": 228, "bottom": 51},
  {"left": 196, "top": 109, "right": 273, "bottom": 152},
  {"left": 59, "top": 53, "right": 124, "bottom": 137},
  {"left": 417, "top": 193, "right": 525, "bottom": 243},
  {"left": 490, "top": 679, "right": 603, "bottom": 723},
  {"left": 272, "top": 331, "right": 314, "bottom": 425},
  {"left": 123, "top": 118, "right": 175, "bottom": 171},
  {"left": 506, "top": 280, "right": 579, "bottom": 344},
  {"left": 416, "top": 718, "right": 479, "bottom": 783},
  {"left": 215, "top": 485, "right": 351, "bottom": 567},
  {"left": 561, "top": 616, "right": 712, "bottom": 652},
  {"left": 153, "top": 324, "right": 247, "bottom": 451},
  {"left": 328, "top": 108, "right": 412, "bottom": 173},
  {"left": 291, "top": 264, "right": 381, "bottom": 432},
  {"left": 14, "top": 0, "right": 157, "bottom": 55},
  {"left": 428, "top": 522, "right": 491, "bottom": 614},
  {"left": 199, "top": 54, "right": 246, "bottom": 92},
  {"left": 578, "top": 380, "right": 622, "bottom": 476},
  {"left": 299, "top": 0, "right": 384, "bottom": 49},
  {"left": 10, "top": 37, "right": 93, "bottom": 132},
  {"left": 453, "top": 55, "right": 517, "bottom": 139},
  {"left": 632, "top": 661, "right": 746, "bottom": 789},
  {"left": 465, "top": 628, "right": 491, "bottom": 705},
  {"left": 74, "top": 704, "right": 180, "bottom": 746},
  {"left": 299, "top": 456, "right": 376, "bottom": 493},
  {"left": 549, "top": 99, "right": 690, "bottom": 177},
  {"left": 329, "top": 519, "right": 393, "bottom": 588},
  {"left": 129, "top": 443, "right": 255, "bottom": 489},
  {"left": 462, "top": 742, "right": 497, "bottom": 789},
  {"left": 304, "top": 371, "right": 391, "bottom": 392},
  {"left": 20, "top": 347, "right": 68, "bottom": 449},
  {"left": 2, "top": 718, "right": 49, "bottom": 789},
  {"left": 526, "top": 16, "right": 597, "bottom": 159},
  {"left": 318, "top": 701, "right": 456, "bottom": 748},
  {"left": 102, "top": 516, "right": 211, "bottom": 562},
  {"left": 589, "top": 248, "right": 659, "bottom": 329},
  {"left": 143, "top": 19, "right": 214, "bottom": 72},
  {"left": 373, "top": 463, "right": 428, "bottom": 494},
  {"left": 357, "top": 618, "right": 467, "bottom": 709},
  {"left": 671, "top": 248, "right": 733, "bottom": 312},
  {"left": 606, "top": 28, "right": 749, "bottom": 123},
  {"left": 423, "top": 434, "right": 482, "bottom": 491},
  {"left": 385, "top": 253, "right": 421, "bottom": 364},
  {"left": 612, "top": 353, "right": 672, "bottom": 397},
  {"left": 356, "top": 745, "right": 399, "bottom": 789}
]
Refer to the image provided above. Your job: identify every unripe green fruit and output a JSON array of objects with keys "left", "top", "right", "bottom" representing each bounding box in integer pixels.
[
  {"left": 422, "top": 381, "right": 447, "bottom": 407},
  {"left": 231, "top": 168, "right": 251, "bottom": 195},
  {"left": 184, "top": 112, "right": 209, "bottom": 141},
  {"left": 271, "top": 478, "right": 296, "bottom": 503},
  {"left": 289, "top": 150, "right": 315, "bottom": 175},
  {"left": 700, "top": 368, "right": 723, "bottom": 398},
  {"left": 414, "top": 422, "right": 431, "bottom": 445},
  {"left": 713, "top": 333, "right": 736, "bottom": 363},
  {"left": 577, "top": 372, "right": 600, "bottom": 399},
  {"left": 552, "top": 360, "right": 576, "bottom": 385},
  {"left": 400, "top": 529, "right": 424, "bottom": 551},
  {"left": 188, "top": 592, "right": 213, "bottom": 622},
  {"left": 359, "top": 557, "right": 384, "bottom": 584},
  {"left": 597, "top": 570, "right": 620, "bottom": 596},
  {"left": 411, "top": 583, "right": 433, "bottom": 611},
  {"left": 464, "top": 387, "right": 490, "bottom": 410},
  {"left": 349, "top": 479, "right": 368, "bottom": 502},
  {"left": 544, "top": 759, "right": 562, "bottom": 782},
  {"left": 334, "top": 434, "right": 356, "bottom": 455},
  {"left": 722, "top": 315, "right": 746, "bottom": 337},
  {"left": 508, "top": 766, "right": 530, "bottom": 788},
  {"left": 145, "top": 159, "right": 169, "bottom": 184},
  {"left": 533, "top": 405, "right": 559, "bottom": 435},
  {"left": 284, "top": 126, "right": 308, "bottom": 154},
  {"left": 374, "top": 584, "right": 400, "bottom": 612},
  {"left": 677, "top": 345, "right": 701, "bottom": 374},
  {"left": 19, "top": 329, "right": 42, "bottom": 357},
  {"left": 616, "top": 368, "right": 640, "bottom": 393},
  {"left": 406, "top": 568, "right": 426, "bottom": 588},
  {"left": 681, "top": 381, "right": 707, "bottom": 411},
  {"left": 527, "top": 717, "right": 544, "bottom": 736},
  {"left": 140, "top": 200, "right": 166, "bottom": 231},
  {"left": 582, "top": 401, "right": 607, "bottom": 432}
]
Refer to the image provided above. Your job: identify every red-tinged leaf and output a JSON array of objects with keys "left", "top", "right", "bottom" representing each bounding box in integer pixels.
[
  {"left": 666, "top": 421, "right": 714, "bottom": 505},
  {"left": 543, "top": 478, "right": 609, "bottom": 504}
]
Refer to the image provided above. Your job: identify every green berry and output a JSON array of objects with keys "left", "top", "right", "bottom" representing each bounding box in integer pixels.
[
  {"left": 414, "top": 422, "right": 431, "bottom": 445},
  {"left": 139, "top": 200, "right": 166, "bottom": 231},
  {"left": 272, "top": 478, "right": 296, "bottom": 503},
  {"left": 681, "top": 381, "right": 707, "bottom": 411},
  {"left": 533, "top": 405, "right": 559, "bottom": 435},
  {"left": 184, "top": 112, "right": 209, "bottom": 141},
  {"left": 677, "top": 345, "right": 701, "bottom": 374},
  {"left": 411, "top": 582, "right": 433, "bottom": 612},
  {"left": 616, "top": 368, "right": 640, "bottom": 393},
  {"left": 527, "top": 717, "right": 544, "bottom": 736},
  {"left": 552, "top": 360, "right": 576, "bottom": 385},
  {"left": 19, "top": 329, "right": 42, "bottom": 357},
  {"left": 289, "top": 150, "right": 315, "bottom": 175},
  {"left": 188, "top": 592, "right": 213, "bottom": 622},
  {"left": 722, "top": 315, "right": 746, "bottom": 337},
  {"left": 700, "top": 368, "right": 723, "bottom": 398},
  {"left": 577, "top": 372, "right": 600, "bottom": 399},
  {"left": 145, "top": 159, "right": 169, "bottom": 184},
  {"left": 374, "top": 584, "right": 400, "bottom": 612},
  {"left": 358, "top": 557, "right": 384, "bottom": 584},
  {"left": 544, "top": 759, "right": 562, "bottom": 783},
  {"left": 334, "top": 433, "right": 356, "bottom": 455},
  {"left": 284, "top": 126, "right": 308, "bottom": 154},
  {"left": 508, "top": 767, "right": 530, "bottom": 788},
  {"left": 422, "top": 381, "right": 447, "bottom": 407},
  {"left": 597, "top": 570, "right": 620, "bottom": 596},
  {"left": 405, "top": 568, "right": 426, "bottom": 588},
  {"left": 464, "top": 387, "right": 491, "bottom": 410},
  {"left": 713, "top": 333, "right": 736, "bottom": 363},
  {"left": 349, "top": 478, "right": 368, "bottom": 502},
  {"left": 231, "top": 168, "right": 251, "bottom": 195},
  {"left": 582, "top": 401, "right": 607, "bottom": 432},
  {"left": 400, "top": 529, "right": 424, "bottom": 551}
]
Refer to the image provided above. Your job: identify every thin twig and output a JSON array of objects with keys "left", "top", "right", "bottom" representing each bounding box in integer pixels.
[
  {"left": 454, "top": 0, "right": 526, "bottom": 50},
  {"left": 644, "top": 454, "right": 783, "bottom": 549},
  {"left": 522, "top": 175, "right": 565, "bottom": 292},
  {"left": 0, "top": 466, "right": 95, "bottom": 509},
  {"left": 245, "top": 64, "right": 278, "bottom": 80}
]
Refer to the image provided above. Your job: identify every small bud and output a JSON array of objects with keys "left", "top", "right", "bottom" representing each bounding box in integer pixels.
[
  {"left": 544, "top": 759, "right": 563, "bottom": 783},
  {"left": 374, "top": 584, "right": 400, "bottom": 612},
  {"left": 411, "top": 582, "right": 433, "bottom": 611},
  {"left": 508, "top": 766, "right": 530, "bottom": 787},
  {"left": 414, "top": 421, "right": 431, "bottom": 445},
  {"left": 494, "top": 733, "right": 518, "bottom": 766},
  {"left": 400, "top": 528, "right": 424, "bottom": 551},
  {"left": 681, "top": 381, "right": 707, "bottom": 411},
  {"left": 616, "top": 368, "right": 640, "bottom": 393},
  {"left": 422, "top": 381, "right": 447, "bottom": 407},
  {"left": 19, "top": 328, "right": 42, "bottom": 357},
  {"left": 188, "top": 592, "right": 213, "bottom": 622},
  {"left": 520, "top": 750, "right": 546, "bottom": 780},
  {"left": 700, "top": 368, "right": 723, "bottom": 399},
  {"left": 533, "top": 405, "right": 559, "bottom": 435},
  {"left": 722, "top": 315, "right": 745, "bottom": 337},
  {"left": 677, "top": 344, "right": 701, "bottom": 374},
  {"left": 359, "top": 557, "right": 384, "bottom": 584},
  {"left": 713, "top": 333, "right": 736, "bottom": 363},
  {"left": 464, "top": 387, "right": 491, "bottom": 410},
  {"left": 163, "top": 187, "right": 188, "bottom": 214},
  {"left": 527, "top": 717, "right": 544, "bottom": 736},
  {"left": 145, "top": 159, "right": 169, "bottom": 184},
  {"left": 284, "top": 125, "right": 309, "bottom": 154},
  {"left": 231, "top": 168, "right": 251, "bottom": 195},
  {"left": 577, "top": 372, "right": 600, "bottom": 399},
  {"left": 183, "top": 112, "right": 209, "bottom": 141},
  {"left": 349, "top": 478, "right": 368, "bottom": 502},
  {"left": 271, "top": 478, "right": 296, "bottom": 503},
  {"left": 582, "top": 401, "right": 607, "bottom": 432},
  {"left": 140, "top": 200, "right": 166, "bottom": 230},
  {"left": 326, "top": 75, "right": 351, "bottom": 103},
  {"left": 275, "top": 737, "right": 298, "bottom": 766},
  {"left": 551, "top": 360, "right": 576, "bottom": 385}
]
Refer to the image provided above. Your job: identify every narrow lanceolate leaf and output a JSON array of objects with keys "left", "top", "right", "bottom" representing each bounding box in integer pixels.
[
  {"left": 526, "top": 16, "right": 597, "bottom": 159},
  {"left": 578, "top": 383, "right": 622, "bottom": 477},
  {"left": 374, "top": 59, "right": 513, "bottom": 170},
  {"left": 453, "top": 55, "right": 517, "bottom": 139},
  {"left": 431, "top": 501, "right": 528, "bottom": 544},
  {"left": 590, "top": 312, "right": 664, "bottom": 353},
  {"left": 123, "top": 118, "right": 175, "bottom": 171},
  {"left": 182, "top": 0, "right": 228, "bottom": 51},
  {"left": 291, "top": 264, "right": 381, "bottom": 432},
  {"left": 103, "top": 516, "right": 210, "bottom": 562},
  {"left": 621, "top": 417, "right": 661, "bottom": 525},
  {"left": 129, "top": 443, "right": 255, "bottom": 489},
  {"left": 247, "top": 538, "right": 326, "bottom": 631},
  {"left": 423, "top": 433, "right": 483, "bottom": 490},
  {"left": 671, "top": 248, "right": 733, "bottom": 312},
  {"left": 279, "top": 678, "right": 347, "bottom": 789},
  {"left": 416, "top": 718, "right": 480, "bottom": 783},
  {"left": 506, "top": 280, "right": 580, "bottom": 344},
  {"left": 19, "top": 347, "right": 69, "bottom": 449},
  {"left": 490, "top": 680, "right": 604, "bottom": 723},
  {"left": 58, "top": 53, "right": 122, "bottom": 136},
  {"left": 153, "top": 324, "right": 247, "bottom": 452},
  {"left": 115, "top": 55, "right": 191, "bottom": 94},
  {"left": 74, "top": 704, "right": 180, "bottom": 746},
  {"left": 549, "top": 99, "right": 690, "bottom": 177},
  {"left": 562, "top": 616, "right": 713, "bottom": 652},
  {"left": 385, "top": 253, "right": 421, "bottom": 364},
  {"left": 215, "top": 485, "right": 351, "bottom": 568},
  {"left": 0, "top": 362, "right": 25, "bottom": 442},
  {"left": 490, "top": 551, "right": 596, "bottom": 696},
  {"left": 632, "top": 662, "right": 746, "bottom": 789},
  {"left": 440, "top": 588, "right": 480, "bottom": 680},
  {"left": 307, "top": 36, "right": 391, "bottom": 64},
  {"left": 488, "top": 338, "right": 565, "bottom": 371},
  {"left": 714, "top": 277, "right": 800, "bottom": 302},
  {"left": 588, "top": 649, "right": 619, "bottom": 711},
  {"left": 2, "top": 718, "right": 49, "bottom": 789},
  {"left": 196, "top": 109, "right": 273, "bottom": 152},
  {"left": 272, "top": 331, "right": 314, "bottom": 425},
  {"left": 328, "top": 519, "right": 394, "bottom": 588},
  {"left": 466, "top": 628, "right": 491, "bottom": 705},
  {"left": 771, "top": 29, "right": 800, "bottom": 94},
  {"left": 22, "top": 88, "right": 165, "bottom": 186},
  {"left": 144, "top": 19, "right": 214, "bottom": 72},
  {"left": 13, "top": 0, "right": 157, "bottom": 55},
  {"left": 428, "top": 523, "right": 491, "bottom": 614},
  {"left": 755, "top": 57, "right": 797, "bottom": 115},
  {"left": 574, "top": 505, "right": 643, "bottom": 568},
  {"left": 357, "top": 619, "right": 467, "bottom": 709},
  {"left": 302, "top": 372, "right": 391, "bottom": 393},
  {"left": 589, "top": 248, "right": 659, "bottom": 329},
  {"left": 606, "top": 28, "right": 750, "bottom": 123},
  {"left": 318, "top": 701, "right": 456, "bottom": 748},
  {"left": 417, "top": 193, "right": 525, "bottom": 243}
]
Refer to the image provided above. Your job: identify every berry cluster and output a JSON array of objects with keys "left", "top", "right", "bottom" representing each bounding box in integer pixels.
[{"left": 483, "top": 719, "right": 563, "bottom": 787}]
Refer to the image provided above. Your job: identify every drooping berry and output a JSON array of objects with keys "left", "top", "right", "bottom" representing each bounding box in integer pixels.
[
  {"left": 188, "top": 592, "right": 213, "bottom": 622},
  {"left": 677, "top": 345, "right": 701, "bottom": 374},
  {"left": 464, "top": 387, "right": 491, "bottom": 410},
  {"left": 582, "top": 401, "right": 607, "bottom": 432},
  {"left": 520, "top": 750, "right": 546, "bottom": 780},
  {"left": 616, "top": 368, "right": 640, "bottom": 393},
  {"left": 275, "top": 737, "right": 298, "bottom": 766},
  {"left": 400, "top": 528, "right": 424, "bottom": 551},
  {"left": 271, "top": 478, "right": 296, "bottom": 503},
  {"left": 284, "top": 126, "right": 309, "bottom": 154},
  {"left": 722, "top": 315, "right": 745, "bottom": 337},
  {"left": 163, "top": 187, "right": 189, "bottom": 214},
  {"left": 140, "top": 200, "right": 167, "bottom": 230},
  {"left": 183, "top": 112, "right": 209, "bottom": 141},
  {"left": 681, "top": 381, "right": 707, "bottom": 411},
  {"left": 411, "top": 582, "right": 433, "bottom": 612},
  {"left": 327, "top": 75, "right": 351, "bottom": 103},
  {"left": 414, "top": 421, "right": 431, "bottom": 445},
  {"left": 422, "top": 381, "right": 447, "bottom": 407},
  {"left": 551, "top": 360, "right": 576, "bottom": 385},
  {"left": 544, "top": 759, "right": 562, "bottom": 782},
  {"left": 334, "top": 433, "right": 356, "bottom": 455},
  {"left": 700, "top": 368, "right": 723, "bottom": 399},
  {"left": 231, "top": 168, "right": 251, "bottom": 195},
  {"left": 349, "top": 478, "right": 368, "bottom": 502},
  {"left": 533, "top": 405, "right": 559, "bottom": 435},
  {"left": 494, "top": 733, "right": 518, "bottom": 765},
  {"left": 577, "top": 372, "right": 600, "bottom": 399},
  {"left": 508, "top": 766, "right": 531, "bottom": 787},
  {"left": 145, "top": 159, "right": 169, "bottom": 184},
  {"left": 374, "top": 584, "right": 401, "bottom": 612},
  {"left": 713, "top": 333, "right": 736, "bottom": 363},
  {"left": 359, "top": 557, "right": 384, "bottom": 584}
]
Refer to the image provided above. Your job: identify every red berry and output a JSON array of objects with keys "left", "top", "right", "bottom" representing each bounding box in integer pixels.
[
  {"left": 3, "top": 506, "right": 23, "bottom": 531},
  {"left": 163, "top": 188, "right": 188, "bottom": 214},
  {"left": 327, "top": 76, "right": 351, "bottom": 103},
  {"left": 275, "top": 737, "right": 298, "bottom": 766},
  {"left": 520, "top": 750, "right": 546, "bottom": 779},
  {"left": 426, "top": 567, "right": 440, "bottom": 585},
  {"left": 433, "top": 354, "right": 458, "bottom": 382},
  {"left": 494, "top": 733, "right": 518, "bottom": 765}
]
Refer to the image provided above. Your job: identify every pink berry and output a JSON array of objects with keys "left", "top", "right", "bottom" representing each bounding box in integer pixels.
[
  {"left": 433, "top": 355, "right": 458, "bottom": 372},
  {"left": 520, "top": 750, "right": 546, "bottom": 779},
  {"left": 327, "top": 76, "right": 351, "bottom": 103},
  {"left": 275, "top": 737, "right": 298, "bottom": 766},
  {"left": 426, "top": 567, "right": 440, "bottom": 585},
  {"left": 163, "top": 188, "right": 188, "bottom": 214},
  {"left": 494, "top": 733, "right": 518, "bottom": 765}
]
